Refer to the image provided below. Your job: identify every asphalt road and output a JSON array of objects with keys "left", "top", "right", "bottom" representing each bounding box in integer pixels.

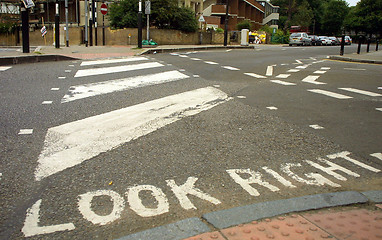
[{"left": 0, "top": 44, "right": 381, "bottom": 239}]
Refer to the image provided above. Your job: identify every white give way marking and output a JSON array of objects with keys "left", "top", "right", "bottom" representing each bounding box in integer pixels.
[{"left": 34, "top": 87, "right": 231, "bottom": 181}]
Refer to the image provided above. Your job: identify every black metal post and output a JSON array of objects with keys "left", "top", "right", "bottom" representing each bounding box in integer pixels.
[
  {"left": 340, "top": 35, "right": 345, "bottom": 56},
  {"left": 366, "top": 37, "right": 370, "bottom": 52},
  {"left": 138, "top": 0, "right": 142, "bottom": 48},
  {"left": 223, "top": 0, "right": 229, "bottom": 46},
  {"left": 376, "top": 39, "right": 379, "bottom": 51},
  {"left": 357, "top": 36, "right": 362, "bottom": 54},
  {"left": 94, "top": 0, "right": 97, "bottom": 46},
  {"left": 21, "top": 7, "right": 30, "bottom": 53},
  {"left": 55, "top": 0, "right": 60, "bottom": 48},
  {"left": 102, "top": 14, "right": 105, "bottom": 45}
]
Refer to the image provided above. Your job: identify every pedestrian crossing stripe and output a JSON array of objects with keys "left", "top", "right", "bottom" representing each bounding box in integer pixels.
[
  {"left": 338, "top": 88, "right": 382, "bottom": 97},
  {"left": 74, "top": 62, "right": 163, "bottom": 78},
  {"left": 80, "top": 57, "right": 148, "bottom": 66},
  {"left": 308, "top": 89, "right": 352, "bottom": 99},
  {"left": 0, "top": 66, "right": 12, "bottom": 71},
  {"left": 62, "top": 70, "right": 190, "bottom": 103}
]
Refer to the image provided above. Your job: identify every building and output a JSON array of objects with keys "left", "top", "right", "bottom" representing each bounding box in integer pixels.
[{"left": 257, "top": 0, "right": 279, "bottom": 29}]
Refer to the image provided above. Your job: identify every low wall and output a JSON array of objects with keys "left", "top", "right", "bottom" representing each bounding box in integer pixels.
[{"left": 0, "top": 26, "right": 228, "bottom": 46}]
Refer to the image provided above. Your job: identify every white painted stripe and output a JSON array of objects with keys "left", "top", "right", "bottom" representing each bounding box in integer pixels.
[
  {"left": 376, "top": 108, "right": 382, "bottom": 112},
  {"left": 276, "top": 74, "right": 290, "bottom": 79},
  {"left": 190, "top": 58, "right": 201, "bottom": 61},
  {"left": 313, "top": 70, "right": 326, "bottom": 74},
  {"left": 308, "top": 89, "right": 352, "bottom": 99},
  {"left": 309, "top": 124, "right": 324, "bottom": 129},
  {"left": 338, "top": 88, "right": 382, "bottom": 97},
  {"left": 302, "top": 75, "right": 326, "bottom": 85},
  {"left": 344, "top": 68, "right": 366, "bottom": 71},
  {"left": 58, "top": 77, "right": 66, "bottom": 79},
  {"left": 74, "top": 62, "right": 163, "bottom": 78},
  {"left": 287, "top": 69, "right": 300, "bottom": 73},
  {"left": 371, "top": 153, "right": 382, "bottom": 161},
  {"left": 237, "top": 96, "right": 246, "bottom": 99},
  {"left": 0, "top": 66, "right": 12, "bottom": 71},
  {"left": 35, "top": 87, "right": 230, "bottom": 181},
  {"left": 222, "top": 66, "right": 240, "bottom": 71},
  {"left": 204, "top": 61, "right": 218, "bottom": 65},
  {"left": 296, "top": 65, "right": 309, "bottom": 69},
  {"left": 295, "top": 60, "right": 303, "bottom": 64},
  {"left": 270, "top": 80, "right": 296, "bottom": 86},
  {"left": 327, "top": 151, "right": 380, "bottom": 173},
  {"left": 19, "top": 129, "right": 33, "bottom": 135},
  {"left": 281, "top": 63, "right": 289, "bottom": 66},
  {"left": 226, "top": 49, "right": 232, "bottom": 52},
  {"left": 178, "top": 55, "right": 188, "bottom": 58},
  {"left": 42, "top": 101, "right": 53, "bottom": 105},
  {"left": 266, "top": 106, "right": 278, "bottom": 110},
  {"left": 62, "top": 70, "right": 189, "bottom": 103},
  {"left": 51, "top": 88, "right": 60, "bottom": 91},
  {"left": 80, "top": 57, "right": 147, "bottom": 66},
  {"left": 321, "top": 67, "right": 330, "bottom": 70},
  {"left": 193, "top": 75, "right": 199, "bottom": 77},
  {"left": 170, "top": 53, "right": 179, "bottom": 56},
  {"left": 310, "top": 57, "right": 317, "bottom": 60},
  {"left": 262, "top": 166, "right": 296, "bottom": 188},
  {"left": 266, "top": 66, "right": 273, "bottom": 76},
  {"left": 65, "top": 70, "right": 72, "bottom": 73},
  {"left": 69, "top": 65, "right": 75, "bottom": 67},
  {"left": 244, "top": 73, "right": 267, "bottom": 79}
]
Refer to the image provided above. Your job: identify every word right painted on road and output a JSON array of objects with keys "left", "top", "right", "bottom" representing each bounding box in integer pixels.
[{"left": 23, "top": 151, "right": 382, "bottom": 237}]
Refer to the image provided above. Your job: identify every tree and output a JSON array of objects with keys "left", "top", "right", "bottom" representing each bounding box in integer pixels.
[
  {"left": 108, "top": 0, "right": 198, "bottom": 32},
  {"left": 321, "top": 0, "right": 349, "bottom": 35},
  {"left": 291, "top": 0, "right": 313, "bottom": 28},
  {"left": 348, "top": 0, "right": 382, "bottom": 36}
]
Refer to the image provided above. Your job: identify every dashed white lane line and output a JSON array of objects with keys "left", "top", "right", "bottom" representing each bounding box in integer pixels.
[
  {"left": 226, "top": 49, "right": 232, "bottom": 52},
  {"left": 244, "top": 73, "right": 267, "bottom": 79},
  {"left": 62, "top": 70, "right": 189, "bottom": 103},
  {"left": 190, "top": 58, "right": 201, "bottom": 61},
  {"left": 80, "top": 57, "right": 148, "bottom": 66},
  {"left": 338, "top": 88, "right": 382, "bottom": 97},
  {"left": 0, "top": 66, "right": 12, "bottom": 71},
  {"left": 296, "top": 65, "right": 309, "bottom": 69},
  {"left": 308, "top": 89, "right": 352, "bottom": 99},
  {"left": 276, "top": 74, "right": 290, "bottom": 79},
  {"left": 69, "top": 65, "right": 75, "bottom": 67},
  {"left": 75, "top": 62, "right": 163, "bottom": 78},
  {"left": 270, "top": 80, "right": 296, "bottom": 86},
  {"left": 295, "top": 60, "right": 303, "bottom": 64},
  {"left": 65, "top": 70, "right": 72, "bottom": 73},
  {"left": 18, "top": 129, "right": 34, "bottom": 135},
  {"left": 193, "top": 75, "right": 200, "bottom": 78},
  {"left": 321, "top": 67, "right": 330, "bottom": 70},
  {"left": 222, "top": 66, "right": 240, "bottom": 71},
  {"left": 376, "top": 108, "right": 382, "bottom": 112},
  {"left": 287, "top": 69, "right": 300, "bottom": 73},
  {"left": 42, "top": 101, "right": 53, "bottom": 105},
  {"left": 204, "top": 61, "right": 218, "bottom": 65},
  {"left": 178, "top": 55, "right": 188, "bottom": 58},
  {"left": 51, "top": 88, "right": 60, "bottom": 91},
  {"left": 237, "top": 96, "right": 246, "bottom": 99},
  {"left": 266, "top": 106, "right": 278, "bottom": 110},
  {"left": 58, "top": 77, "right": 66, "bottom": 79},
  {"left": 344, "top": 68, "right": 366, "bottom": 71},
  {"left": 302, "top": 75, "right": 326, "bottom": 85},
  {"left": 266, "top": 66, "right": 273, "bottom": 76},
  {"left": 309, "top": 124, "right": 324, "bottom": 130},
  {"left": 170, "top": 53, "right": 179, "bottom": 56},
  {"left": 34, "top": 87, "right": 231, "bottom": 181},
  {"left": 313, "top": 70, "right": 327, "bottom": 74},
  {"left": 370, "top": 153, "right": 382, "bottom": 160}
]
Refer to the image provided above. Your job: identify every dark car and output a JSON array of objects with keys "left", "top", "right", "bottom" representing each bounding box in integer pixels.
[{"left": 308, "top": 35, "right": 321, "bottom": 46}]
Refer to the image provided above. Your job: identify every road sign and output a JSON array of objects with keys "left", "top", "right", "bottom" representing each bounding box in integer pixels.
[
  {"left": 100, "top": 3, "right": 108, "bottom": 15},
  {"left": 41, "top": 26, "right": 47, "bottom": 37},
  {"left": 145, "top": 1, "right": 150, "bottom": 15},
  {"left": 198, "top": 15, "right": 205, "bottom": 22}
]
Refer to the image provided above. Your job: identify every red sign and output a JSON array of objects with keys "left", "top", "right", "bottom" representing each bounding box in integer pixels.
[{"left": 100, "top": 3, "right": 108, "bottom": 15}]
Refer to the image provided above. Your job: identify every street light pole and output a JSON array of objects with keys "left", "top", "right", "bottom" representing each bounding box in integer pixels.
[
  {"left": 65, "top": 0, "right": 69, "bottom": 47},
  {"left": 138, "top": 0, "right": 142, "bottom": 48},
  {"left": 223, "top": 0, "right": 229, "bottom": 46},
  {"left": 21, "top": 7, "right": 30, "bottom": 53}
]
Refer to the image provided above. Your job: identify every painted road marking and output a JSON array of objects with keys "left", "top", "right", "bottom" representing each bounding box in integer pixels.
[
  {"left": 313, "top": 70, "right": 326, "bottom": 74},
  {"left": 370, "top": 153, "right": 382, "bottom": 161},
  {"left": 266, "top": 66, "right": 273, "bottom": 76},
  {"left": 42, "top": 101, "right": 53, "bottom": 105},
  {"left": 34, "top": 87, "right": 230, "bottom": 181},
  {"left": 302, "top": 75, "right": 326, "bottom": 85},
  {"left": 19, "top": 129, "right": 33, "bottom": 135},
  {"left": 0, "top": 66, "right": 12, "bottom": 71},
  {"left": 309, "top": 124, "right": 324, "bottom": 129},
  {"left": 170, "top": 53, "right": 179, "bottom": 56},
  {"left": 296, "top": 65, "right": 309, "bottom": 69},
  {"left": 74, "top": 62, "right": 163, "bottom": 78},
  {"left": 287, "top": 69, "right": 300, "bottom": 73},
  {"left": 190, "top": 58, "right": 201, "bottom": 61},
  {"left": 266, "top": 106, "right": 278, "bottom": 110},
  {"left": 22, "top": 199, "right": 75, "bottom": 237},
  {"left": 295, "top": 60, "right": 303, "bottom": 64},
  {"left": 244, "top": 73, "right": 267, "bottom": 79},
  {"left": 80, "top": 57, "right": 147, "bottom": 66},
  {"left": 226, "top": 49, "right": 232, "bottom": 52},
  {"left": 308, "top": 89, "right": 352, "bottom": 99},
  {"left": 327, "top": 151, "right": 380, "bottom": 173},
  {"left": 193, "top": 75, "right": 199, "bottom": 78},
  {"left": 222, "top": 66, "right": 240, "bottom": 71},
  {"left": 58, "top": 77, "right": 66, "bottom": 79},
  {"left": 204, "top": 61, "right": 218, "bottom": 65},
  {"left": 276, "top": 74, "right": 290, "bottom": 79},
  {"left": 51, "top": 88, "right": 60, "bottom": 91},
  {"left": 376, "top": 108, "right": 382, "bottom": 112},
  {"left": 321, "top": 67, "right": 330, "bottom": 70},
  {"left": 62, "top": 70, "right": 189, "bottom": 103},
  {"left": 270, "top": 80, "right": 296, "bottom": 86},
  {"left": 344, "top": 68, "right": 366, "bottom": 71},
  {"left": 65, "top": 70, "right": 72, "bottom": 73},
  {"left": 237, "top": 96, "right": 246, "bottom": 99},
  {"left": 178, "top": 55, "right": 188, "bottom": 58},
  {"left": 338, "top": 88, "right": 382, "bottom": 97}
]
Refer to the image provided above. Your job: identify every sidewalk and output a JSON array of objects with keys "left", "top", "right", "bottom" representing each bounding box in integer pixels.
[
  {"left": 117, "top": 191, "right": 382, "bottom": 240},
  {"left": 0, "top": 44, "right": 254, "bottom": 65},
  {"left": 329, "top": 50, "right": 382, "bottom": 64}
]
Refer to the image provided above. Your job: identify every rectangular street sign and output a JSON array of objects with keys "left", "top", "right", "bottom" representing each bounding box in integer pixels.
[{"left": 145, "top": 1, "right": 150, "bottom": 15}]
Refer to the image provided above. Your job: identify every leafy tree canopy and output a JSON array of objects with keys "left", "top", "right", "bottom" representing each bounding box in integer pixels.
[{"left": 108, "top": 0, "right": 198, "bottom": 32}]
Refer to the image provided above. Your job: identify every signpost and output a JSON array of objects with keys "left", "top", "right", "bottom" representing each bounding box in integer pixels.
[
  {"left": 100, "top": 3, "right": 107, "bottom": 46},
  {"left": 145, "top": 0, "right": 150, "bottom": 41}
]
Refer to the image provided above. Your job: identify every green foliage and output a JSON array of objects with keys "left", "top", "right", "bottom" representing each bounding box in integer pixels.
[
  {"left": 259, "top": 25, "right": 273, "bottom": 34},
  {"left": 271, "top": 29, "right": 290, "bottom": 43},
  {"left": 236, "top": 20, "right": 251, "bottom": 31},
  {"left": 108, "top": 0, "right": 198, "bottom": 32},
  {"left": 347, "top": 0, "right": 382, "bottom": 36},
  {"left": 0, "top": 22, "right": 18, "bottom": 34},
  {"left": 291, "top": 0, "right": 313, "bottom": 28},
  {"left": 321, "top": 0, "right": 349, "bottom": 35},
  {"left": 216, "top": 28, "right": 224, "bottom": 33}
]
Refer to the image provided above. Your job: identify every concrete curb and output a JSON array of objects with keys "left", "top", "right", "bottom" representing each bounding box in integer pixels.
[
  {"left": 329, "top": 55, "right": 382, "bottom": 64},
  {"left": 115, "top": 190, "right": 382, "bottom": 240},
  {"left": 0, "top": 54, "right": 79, "bottom": 66},
  {"left": 140, "top": 45, "right": 255, "bottom": 55}
]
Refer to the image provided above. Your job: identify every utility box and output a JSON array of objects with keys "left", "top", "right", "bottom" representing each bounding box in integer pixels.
[{"left": 241, "top": 29, "right": 249, "bottom": 46}]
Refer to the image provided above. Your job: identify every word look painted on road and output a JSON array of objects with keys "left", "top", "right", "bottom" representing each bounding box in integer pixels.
[{"left": 22, "top": 151, "right": 381, "bottom": 237}]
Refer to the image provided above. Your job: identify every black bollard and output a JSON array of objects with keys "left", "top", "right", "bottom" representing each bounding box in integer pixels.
[
  {"left": 366, "top": 38, "right": 370, "bottom": 52},
  {"left": 340, "top": 35, "right": 345, "bottom": 56},
  {"left": 376, "top": 39, "right": 379, "bottom": 51},
  {"left": 357, "top": 36, "right": 362, "bottom": 54}
]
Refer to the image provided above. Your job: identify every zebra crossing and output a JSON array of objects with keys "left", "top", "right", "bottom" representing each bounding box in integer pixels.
[
  {"left": 35, "top": 56, "right": 232, "bottom": 181},
  {"left": 0, "top": 66, "right": 12, "bottom": 71}
]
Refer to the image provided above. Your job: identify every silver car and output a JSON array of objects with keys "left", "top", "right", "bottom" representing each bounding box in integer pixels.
[{"left": 289, "top": 32, "right": 312, "bottom": 46}]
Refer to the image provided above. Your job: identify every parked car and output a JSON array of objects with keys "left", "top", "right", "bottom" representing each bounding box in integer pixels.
[
  {"left": 289, "top": 32, "right": 312, "bottom": 46},
  {"left": 339, "top": 36, "right": 352, "bottom": 45},
  {"left": 308, "top": 35, "right": 321, "bottom": 46},
  {"left": 318, "top": 36, "right": 332, "bottom": 46},
  {"left": 328, "top": 37, "right": 340, "bottom": 45}
]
